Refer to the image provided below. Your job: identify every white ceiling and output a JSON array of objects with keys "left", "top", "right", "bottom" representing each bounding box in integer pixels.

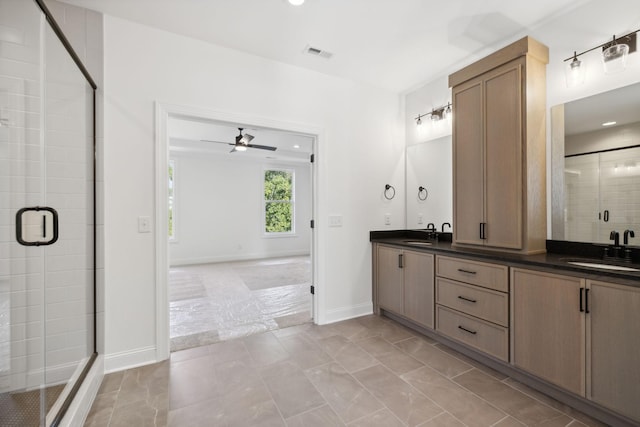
[
  {"left": 168, "top": 116, "right": 314, "bottom": 162},
  {"left": 564, "top": 81, "right": 640, "bottom": 135},
  {"left": 58, "top": 0, "right": 591, "bottom": 92}
]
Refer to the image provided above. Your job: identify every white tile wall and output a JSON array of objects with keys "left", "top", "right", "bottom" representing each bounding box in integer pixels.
[
  {"left": 1, "top": 0, "right": 98, "bottom": 393},
  {"left": 564, "top": 146, "right": 640, "bottom": 244}
]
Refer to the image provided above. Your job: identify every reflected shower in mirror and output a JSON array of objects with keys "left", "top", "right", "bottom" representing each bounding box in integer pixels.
[
  {"left": 551, "top": 82, "right": 640, "bottom": 245},
  {"left": 405, "top": 136, "right": 453, "bottom": 230}
]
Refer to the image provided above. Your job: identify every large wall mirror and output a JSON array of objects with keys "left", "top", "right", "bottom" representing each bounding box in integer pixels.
[
  {"left": 405, "top": 136, "right": 453, "bottom": 230},
  {"left": 551, "top": 82, "right": 640, "bottom": 245}
]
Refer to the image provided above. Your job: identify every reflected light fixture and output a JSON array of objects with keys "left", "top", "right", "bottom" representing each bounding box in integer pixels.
[
  {"left": 564, "top": 29, "right": 638, "bottom": 87},
  {"left": 288, "top": 0, "right": 305, "bottom": 5},
  {"left": 415, "top": 102, "right": 452, "bottom": 125},
  {"left": 602, "top": 121, "right": 617, "bottom": 127}
]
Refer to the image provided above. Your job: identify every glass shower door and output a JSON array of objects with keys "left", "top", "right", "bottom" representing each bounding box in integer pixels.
[{"left": 0, "top": 0, "right": 95, "bottom": 425}]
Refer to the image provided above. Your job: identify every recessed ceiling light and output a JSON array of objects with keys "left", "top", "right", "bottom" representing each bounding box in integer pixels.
[
  {"left": 288, "top": 0, "right": 304, "bottom": 5},
  {"left": 293, "top": 144, "right": 300, "bottom": 149},
  {"left": 602, "top": 121, "right": 617, "bottom": 127}
]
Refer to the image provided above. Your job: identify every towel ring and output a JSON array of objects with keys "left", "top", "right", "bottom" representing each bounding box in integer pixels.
[
  {"left": 384, "top": 184, "right": 396, "bottom": 200},
  {"left": 418, "top": 186, "right": 428, "bottom": 201}
]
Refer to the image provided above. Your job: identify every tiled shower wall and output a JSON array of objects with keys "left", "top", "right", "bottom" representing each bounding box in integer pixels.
[
  {"left": 0, "top": 0, "right": 104, "bottom": 392},
  {"left": 564, "top": 146, "right": 640, "bottom": 244}
]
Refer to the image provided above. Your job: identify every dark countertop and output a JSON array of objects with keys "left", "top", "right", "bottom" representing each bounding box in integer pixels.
[{"left": 370, "top": 230, "right": 640, "bottom": 288}]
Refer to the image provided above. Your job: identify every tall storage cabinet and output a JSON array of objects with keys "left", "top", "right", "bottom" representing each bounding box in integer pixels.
[{"left": 449, "top": 36, "right": 548, "bottom": 254}]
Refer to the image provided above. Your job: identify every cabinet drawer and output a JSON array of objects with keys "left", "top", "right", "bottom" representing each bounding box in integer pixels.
[
  {"left": 436, "top": 278, "right": 508, "bottom": 326},
  {"left": 436, "top": 255, "right": 508, "bottom": 292},
  {"left": 436, "top": 305, "right": 509, "bottom": 362}
]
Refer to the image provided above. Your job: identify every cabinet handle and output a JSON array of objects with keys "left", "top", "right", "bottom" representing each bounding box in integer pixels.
[
  {"left": 603, "top": 210, "right": 609, "bottom": 222},
  {"left": 579, "top": 288, "right": 584, "bottom": 312},
  {"left": 398, "top": 253, "right": 404, "bottom": 269},
  {"left": 585, "top": 288, "right": 590, "bottom": 314},
  {"left": 458, "top": 325, "right": 477, "bottom": 335},
  {"left": 458, "top": 295, "right": 477, "bottom": 303},
  {"left": 457, "top": 268, "right": 477, "bottom": 275}
]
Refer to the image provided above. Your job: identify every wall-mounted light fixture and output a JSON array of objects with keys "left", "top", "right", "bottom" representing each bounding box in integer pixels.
[
  {"left": 564, "top": 29, "right": 638, "bottom": 87},
  {"left": 415, "top": 102, "right": 452, "bottom": 125}
]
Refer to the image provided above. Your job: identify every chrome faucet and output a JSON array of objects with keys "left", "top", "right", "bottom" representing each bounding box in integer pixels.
[{"left": 441, "top": 222, "right": 451, "bottom": 232}]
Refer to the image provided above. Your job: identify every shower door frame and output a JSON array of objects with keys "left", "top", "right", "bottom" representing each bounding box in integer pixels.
[{"left": 31, "top": 1, "right": 98, "bottom": 425}]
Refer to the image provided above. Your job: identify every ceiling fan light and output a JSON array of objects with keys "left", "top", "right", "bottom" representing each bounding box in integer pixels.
[
  {"left": 288, "top": 0, "right": 305, "bottom": 5},
  {"left": 235, "top": 145, "right": 247, "bottom": 152}
]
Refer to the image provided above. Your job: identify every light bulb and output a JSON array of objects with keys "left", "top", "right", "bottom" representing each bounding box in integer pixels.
[{"left": 565, "top": 52, "right": 585, "bottom": 88}]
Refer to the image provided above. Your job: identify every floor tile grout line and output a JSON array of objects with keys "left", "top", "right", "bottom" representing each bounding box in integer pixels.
[{"left": 448, "top": 367, "right": 570, "bottom": 426}]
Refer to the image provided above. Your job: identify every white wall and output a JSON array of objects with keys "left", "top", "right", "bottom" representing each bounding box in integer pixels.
[
  {"left": 102, "top": 16, "right": 404, "bottom": 370},
  {"left": 402, "top": 0, "right": 640, "bottom": 239},
  {"left": 169, "top": 153, "right": 311, "bottom": 265},
  {"left": 566, "top": 122, "right": 640, "bottom": 155}
]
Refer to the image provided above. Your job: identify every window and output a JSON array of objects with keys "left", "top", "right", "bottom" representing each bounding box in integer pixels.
[
  {"left": 168, "top": 160, "right": 176, "bottom": 240},
  {"left": 264, "top": 169, "right": 295, "bottom": 234}
]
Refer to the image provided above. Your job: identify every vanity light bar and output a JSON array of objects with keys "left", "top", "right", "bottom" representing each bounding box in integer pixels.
[{"left": 415, "top": 102, "right": 452, "bottom": 125}]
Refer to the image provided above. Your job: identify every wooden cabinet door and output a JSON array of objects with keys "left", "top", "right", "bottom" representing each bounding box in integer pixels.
[
  {"left": 587, "top": 280, "right": 640, "bottom": 422},
  {"left": 453, "top": 78, "right": 485, "bottom": 246},
  {"left": 511, "top": 268, "right": 585, "bottom": 396},
  {"left": 484, "top": 60, "right": 523, "bottom": 249},
  {"left": 403, "top": 251, "right": 434, "bottom": 328},
  {"left": 376, "top": 245, "right": 403, "bottom": 314}
]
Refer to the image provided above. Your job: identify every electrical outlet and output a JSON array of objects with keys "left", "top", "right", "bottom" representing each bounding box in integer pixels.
[
  {"left": 384, "top": 213, "right": 391, "bottom": 225},
  {"left": 417, "top": 213, "right": 424, "bottom": 224}
]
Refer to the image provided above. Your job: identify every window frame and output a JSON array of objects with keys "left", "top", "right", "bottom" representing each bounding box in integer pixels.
[
  {"left": 168, "top": 159, "right": 177, "bottom": 242},
  {"left": 262, "top": 167, "right": 296, "bottom": 237}
]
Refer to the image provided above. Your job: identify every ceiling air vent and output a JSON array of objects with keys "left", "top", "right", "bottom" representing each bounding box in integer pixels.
[{"left": 304, "top": 45, "right": 333, "bottom": 59}]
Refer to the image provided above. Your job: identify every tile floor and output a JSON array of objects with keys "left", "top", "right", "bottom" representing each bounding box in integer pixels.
[
  {"left": 84, "top": 315, "right": 606, "bottom": 427},
  {"left": 169, "top": 257, "right": 311, "bottom": 351}
]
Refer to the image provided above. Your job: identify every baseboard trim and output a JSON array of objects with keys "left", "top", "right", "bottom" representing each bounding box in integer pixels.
[
  {"left": 170, "top": 251, "right": 310, "bottom": 267},
  {"left": 323, "top": 302, "right": 373, "bottom": 325},
  {"left": 55, "top": 355, "right": 104, "bottom": 427},
  {"left": 104, "top": 346, "right": 157, "bottom": 373}
]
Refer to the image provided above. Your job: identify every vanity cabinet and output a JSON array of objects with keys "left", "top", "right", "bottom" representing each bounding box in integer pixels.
[
  {"left": 587, "top": 280, "right": 640, "bottom": 422},
  {"left": 512, "top": 270, "right": 640, "bottom": 423},
  {"left": 435, "top": 255, "right": 509, "bottom": 361},
  {"left": 510, "top": 268, "right": 586, "bottom": 395},
  {"left": 449, "top": 36, "right": 548, "bottom": 254},
  {"left": 375, "top": 244, "right": 434, "bottom": 329}
]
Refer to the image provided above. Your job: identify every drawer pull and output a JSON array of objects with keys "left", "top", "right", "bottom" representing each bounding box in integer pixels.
[
  {"left": 458, "top": 325, "right": 477, "bottom": 335},
  {"left": 457, "top": 268, "right": 477, "bottom": 275},
  {"left": 457, "top": 295, "right": 477, "bottom": 303}
]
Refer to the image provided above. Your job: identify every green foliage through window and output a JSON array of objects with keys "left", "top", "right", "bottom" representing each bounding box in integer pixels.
[
  {"left": 168, "top": 160, "right": 175, "bottom": 239},
  {"left": 264, "top": 169, "right": 294, "bottom": 233}
]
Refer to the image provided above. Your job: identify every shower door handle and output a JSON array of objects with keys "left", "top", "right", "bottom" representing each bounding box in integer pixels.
[{"left": 16, "top": 207, "right": 59, "bottom": 246}]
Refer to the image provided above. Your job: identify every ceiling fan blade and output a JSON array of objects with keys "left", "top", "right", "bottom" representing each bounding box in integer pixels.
[
  {"left": 201, "top": 139, "right": 234, "bottom": 146},
  {"left": 246, "top": 144, "right": 277, "bottom": 151}
]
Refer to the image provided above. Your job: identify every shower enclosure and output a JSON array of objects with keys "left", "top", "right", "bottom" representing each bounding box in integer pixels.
[{"left": 1, "top": 0, "right": 97, "bottom": 425}]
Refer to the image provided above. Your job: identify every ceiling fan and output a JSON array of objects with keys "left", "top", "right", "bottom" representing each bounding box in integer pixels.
[{"left": 201, "top": 128, "right": 277, "bottom": 153}]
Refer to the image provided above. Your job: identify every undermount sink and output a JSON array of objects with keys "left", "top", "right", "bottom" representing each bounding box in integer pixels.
[
  {"left": 565, "top": 261, "right": 640, "bottom": 272},
  {"left": 402, "top": 240, "right": 433, "bottom": 246}
]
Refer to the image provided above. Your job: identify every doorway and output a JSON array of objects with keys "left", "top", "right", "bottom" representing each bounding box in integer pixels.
[{"left": 155, "top": 106, "right": 319, "bottom": 357}]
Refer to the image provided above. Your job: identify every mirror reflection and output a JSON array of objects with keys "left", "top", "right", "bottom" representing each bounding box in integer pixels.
[
  {"left": 553, "top": 82, "right": 640, "bottom": 245},
  {"left": 405, "top": 136, "right": 453, "bottom": 230}
]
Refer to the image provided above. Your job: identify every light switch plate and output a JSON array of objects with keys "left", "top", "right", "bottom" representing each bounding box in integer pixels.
[
  {"left": 138, "top": 216, "right": 151, "bottom": 233},
  {"left": 417, "top": 213, "right": 424, "bottom": 224},
  {"left": 329, "top": 215, "right": 343, "bottom": 227},
  {"left": 384, "top": 213, "right": 391, "bottom": 225}
]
